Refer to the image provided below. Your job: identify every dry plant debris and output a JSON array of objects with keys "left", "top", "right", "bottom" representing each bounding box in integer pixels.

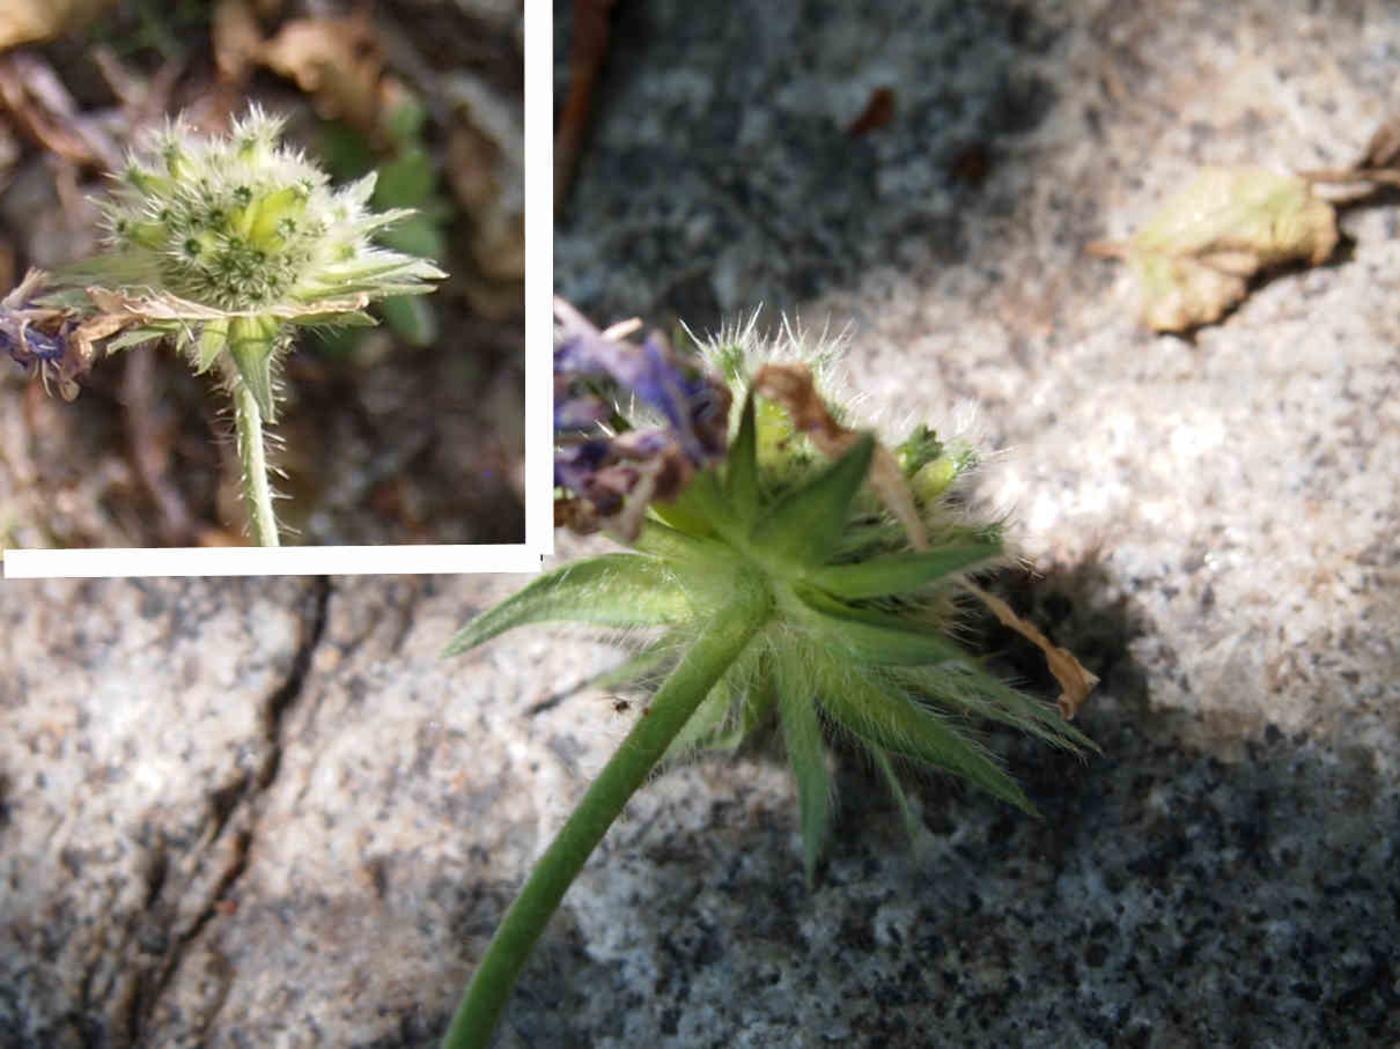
[
  {"left": 1093, "top": 114, "right": 1400, "bottom": 334},
  {"left": 0, "top": 0, "right": 117, "bottom": 51},
  {"left": 0, "top": 0, "right": 525, "bottom": 548},
  {"left": 1302, "top": 114, "right": 1400, "bottom": 191},
  {"left": 753, "top": 360, "right": 927, "bottom": 552},
  {"left": 1090, "top": 168, "right": 1338, "bottom": 333},
  {"left": 556, "top": 0, "right": 617, "bottom": 215},
  {"left": 258, "top": 14, "right": 386, "bottom": 134},
  {"left": 963, "top": 582, "right": 1101, "bottom": 720},
  {"left": 213, "top": 3, "right": 393, "bottom": 140},
  {"left": 0, "top": 52, "right": 122, "bottom": 169}
]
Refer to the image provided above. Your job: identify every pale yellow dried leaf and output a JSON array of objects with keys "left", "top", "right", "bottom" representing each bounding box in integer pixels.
[
  {"left": 1129, "top": 252, "right": 1249, "bottom": 333},
  {"left": 1133, "top": 167, "right": 1337, "bottom": 265},
  {"left": 1113, "top": 167, "right": 1339, "bottom": 333}
]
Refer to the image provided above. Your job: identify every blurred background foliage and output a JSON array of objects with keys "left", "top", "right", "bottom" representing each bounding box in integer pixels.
[{"left": 0, "top": 0, "right": 525, "bottom": 547}]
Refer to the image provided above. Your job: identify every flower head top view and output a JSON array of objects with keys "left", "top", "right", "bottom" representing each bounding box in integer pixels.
[{"left": 35, "top": 107, "right": 444, "bottom": 545}]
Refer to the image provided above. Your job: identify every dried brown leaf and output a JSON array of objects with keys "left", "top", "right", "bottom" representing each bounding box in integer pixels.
[
  {"left": 0, "top": 53, "right": 120, "bottom": 169},
  {"left": 0, "top": 0, "right": 116, "bottom": 51},
  {"left": 212, "top": 0, "right": 265, "bottom": 84},
  {"left": 1300, "top": 115, "right": 1400, "bottom": 195},
  {"left": 258, "top": 14, "right": 384, "bottom": 134},
  {"left": 964, "top": 582, "right": 1100, "bottom": 720},
  {"left": 752, "top": 361, "right": 928, "bottom": 551},
  {"left": 1095, "top": 167, "right": 1338, "bottom": 333}
]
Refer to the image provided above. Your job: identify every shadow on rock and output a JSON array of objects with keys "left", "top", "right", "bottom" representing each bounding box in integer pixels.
[{"left": 502, "top": 553, "right": 1397, "bottom": 1047}]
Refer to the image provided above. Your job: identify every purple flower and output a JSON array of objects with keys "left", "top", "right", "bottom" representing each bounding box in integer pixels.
[
  {"left": 554, "top": 298, "right": 732, "bottom": 537},
  {"left": 553, "top": 373, "right": 611, "bottom": 431},
  {"left": 1, "top": 271, "right": 86, "bottom": 401},
  {"left": 1, "top": 324, "right": 67, "bottom": 364}
]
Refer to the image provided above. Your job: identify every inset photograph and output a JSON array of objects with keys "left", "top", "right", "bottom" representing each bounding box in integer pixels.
[{"left": 0, "top": 0, "right": 524, "bottom": 553}]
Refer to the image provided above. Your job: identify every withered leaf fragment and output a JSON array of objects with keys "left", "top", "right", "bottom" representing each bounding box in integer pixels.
[
  {"left": 0, "top": 0, "right": 116, "bottom": 51},
  {"left": 257, "top": 14, "right": 385, "bottom": 134},
  {"left": 1357, "top": 115, "right": 1400, "bottom": 171},
  {"left": 1299, "top": 115, "right": 1400, "bottom": 194},
  {"left": 1094, "top": 167, "right": 1338, "bottom": 333}
]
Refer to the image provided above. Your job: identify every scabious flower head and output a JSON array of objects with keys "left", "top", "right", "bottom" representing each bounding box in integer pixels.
[
  {"left": 462, "top": 304, "right": 1094, "bottom": 883},
  {"left": 50, "top": 107, "right": 443, "bottom": 418},
  {"left": 95, "top": 108, "right": 442, "bottom": 309}
]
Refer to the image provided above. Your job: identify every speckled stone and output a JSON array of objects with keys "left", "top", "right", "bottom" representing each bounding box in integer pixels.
[
  {"left": 2, "top": 569, "right": 1396, "bottom": 1047},
  {"left": 0, "top": 578, "right": 321, "bottom": 1047},
  {"left": 5, "top": 0, "right": 1400, "bottom": 1047},
  {"left": 552, "top": 0, "right": 1400, "bottom": 1045}
]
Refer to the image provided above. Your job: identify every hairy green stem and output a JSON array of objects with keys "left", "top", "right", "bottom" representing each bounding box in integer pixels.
[
  {"left": 440, "top": 599, "right": 768, "bottom": 1049},
  {"left": 229, "top": 373, "right": 279, "bottom": 547}
]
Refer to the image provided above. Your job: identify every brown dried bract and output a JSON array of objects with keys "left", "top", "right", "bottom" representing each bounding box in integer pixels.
[
  {"left": 555, "top": 496, "right": 602, "bottom": 535},
  {"left": 963, "top": 582, "right": 1100, "bottom": 720},
  {"left": 752, "top": 361, "right": 928, "bottom": 551},
  {"left": 82, "top": 286, "right": 369, "bottom": 324}
]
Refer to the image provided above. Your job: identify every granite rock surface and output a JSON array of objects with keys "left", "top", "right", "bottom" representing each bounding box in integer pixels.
[{"left": 5, "top": 1, "right": 1400, "bottom": 1047}]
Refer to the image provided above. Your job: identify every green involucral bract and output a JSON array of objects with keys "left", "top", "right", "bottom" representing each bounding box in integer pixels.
[
  {"left": 449, "top": 391, "right": 1093, "bottom": 880},
  {"left": 442, "top": 344, "right": 1096, "bottom": 1048},
  {"left": 51, "top": 108, "right": 443, "bottom": 545}
]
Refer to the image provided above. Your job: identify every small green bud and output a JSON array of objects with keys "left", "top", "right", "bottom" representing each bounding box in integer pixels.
[
  {"left": 896, "top": 423, "right": 944, "bottom": 475},
  {"left": 911, "top": 456, "right": 958, "bottom": 501},
  {"left": 754, "top": 395, "right": 796, "bottom": 464}
]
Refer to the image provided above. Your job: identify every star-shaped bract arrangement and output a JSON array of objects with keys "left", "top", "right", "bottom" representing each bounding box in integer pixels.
[{"left": 439, "top": 305, "right": 1094, "bottom": 1049}]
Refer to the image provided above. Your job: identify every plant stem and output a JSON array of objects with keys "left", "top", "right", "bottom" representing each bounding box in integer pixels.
[
  {"left": 229, "top": 372, "right": 279, "bottom": 547},
  {"left": 440, "top": 600, "right": 767, "bottom": 1049}
]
